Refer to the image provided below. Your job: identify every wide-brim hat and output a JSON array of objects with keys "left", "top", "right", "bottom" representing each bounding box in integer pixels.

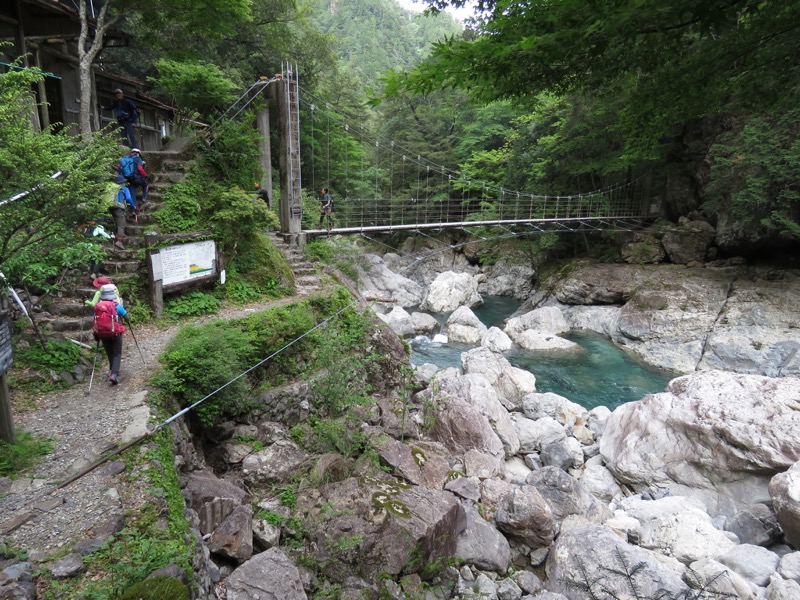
[
  {"left": 93, "top": 276, "right": 112, "bottom": 289},
  {"left": 99, "top": 284, "right": 118, "bottom": 301}
]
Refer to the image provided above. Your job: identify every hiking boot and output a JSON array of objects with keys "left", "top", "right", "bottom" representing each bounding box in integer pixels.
[
  {"left": 114, "top": 241, "right": 125, "bottom": 250},
  {"left": 109, "top": 373, "right": 118, "bottom": 385}
]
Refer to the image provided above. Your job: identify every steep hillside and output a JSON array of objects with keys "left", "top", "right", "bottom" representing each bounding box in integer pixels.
[{"left": 311, "top": 0, "right": 462, "bottom": 91}]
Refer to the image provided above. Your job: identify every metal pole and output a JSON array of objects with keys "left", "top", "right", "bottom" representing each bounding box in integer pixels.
[{"left": 125, "top": 321, "right": 147, "bottom": 367}]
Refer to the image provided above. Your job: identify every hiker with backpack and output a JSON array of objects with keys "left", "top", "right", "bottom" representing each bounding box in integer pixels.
[
  {"left": 109, "top": 175, "right": 136, "bottom": 250},
  {"left": 91, "top": 284, "right": 128, "bottom": 385},
  {"left": 80, "top": 218, "right": 115, "bottom": 278},
  {"left": 319, "top": 187, "right": 334, "bottom": 232},
  {"left": 110, "top": 89, "right": 140, "bottom": 148},
  {"left": 117, "top": 148, "right": 149, "bottom": 205},
  {"left": 84, "top": 276, "right": 123, "bottom": 309}
]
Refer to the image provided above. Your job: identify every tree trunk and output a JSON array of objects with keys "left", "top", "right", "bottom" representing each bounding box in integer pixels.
[{"left": 77, "top": 1, "right": 119, "bottom": 139}]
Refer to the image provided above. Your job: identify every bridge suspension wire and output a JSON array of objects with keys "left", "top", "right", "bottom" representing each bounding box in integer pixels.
[
  {"left": 298, "top": 86, "right": 642, "bottom": 201},
  {"left": 297, "top": 86, "right": 650, "bottom": 233}
]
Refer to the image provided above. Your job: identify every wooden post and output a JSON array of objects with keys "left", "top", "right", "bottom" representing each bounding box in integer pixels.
[
  {"left": 0, "top": 374, "right": 15, "bottom": 445},
  {"left": 145, "top": 233, "right": 163, "bottom": 318}
]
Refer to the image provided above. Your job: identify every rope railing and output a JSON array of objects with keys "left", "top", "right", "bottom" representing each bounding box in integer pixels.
[{"left": 315, "top": 191, "right": 644, "bottom": 232}]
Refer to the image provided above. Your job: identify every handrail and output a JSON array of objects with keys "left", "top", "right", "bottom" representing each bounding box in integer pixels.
[{"left": 0, "top": 171, "right": 64, "bottom": 209}]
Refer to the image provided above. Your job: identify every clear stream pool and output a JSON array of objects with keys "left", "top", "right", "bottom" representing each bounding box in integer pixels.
[{"left": 408, "top": 297, "right": 680, "bottom": 410}]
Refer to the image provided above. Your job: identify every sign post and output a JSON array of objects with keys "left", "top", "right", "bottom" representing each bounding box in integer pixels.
[{"left": 145, "top": 233, "right": 222, "bottom": 318}]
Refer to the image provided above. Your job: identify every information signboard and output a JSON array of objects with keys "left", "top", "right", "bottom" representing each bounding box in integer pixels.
[{"left": 157, "top": 240, "right": 217, "bottom": 287}]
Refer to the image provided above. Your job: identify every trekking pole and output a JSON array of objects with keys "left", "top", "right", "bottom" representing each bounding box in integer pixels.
[
  {"left": 86, "top": 341, "right": 100, "bottom": 397},
  {"left": 125, "top": 318, "right": 147, "bottom": 367}
]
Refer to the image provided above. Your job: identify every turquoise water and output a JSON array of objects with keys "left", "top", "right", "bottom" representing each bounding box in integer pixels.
[{"left": 408, "top": 297, "right": 679, "bottom": 410}]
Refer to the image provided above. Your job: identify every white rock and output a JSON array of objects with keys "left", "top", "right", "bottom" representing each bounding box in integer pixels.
[
  {"left": 505, "top": 306, "right": 570, "bottom": 338},
  {"left": 515, "top": 331, "right": 580, "bottom": 351},
  {"left": 447, "top": 306, "right": 488, "bottom": 345},
  {"left": 411, "top": 311, "right": 439, "bottom": 335},
  {"left": 421, "top": 271, "right": 483, "bottom": 313},
  {"left": 482, "top": 327, "right": 513, "bottom": 353},
  {"left": 618, "top": 495, "right": 736, "bottom": 564}
]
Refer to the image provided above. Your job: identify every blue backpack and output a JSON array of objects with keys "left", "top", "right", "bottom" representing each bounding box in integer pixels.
[{"left": 119, "top": 156, "right": 136, "bottom": 178}]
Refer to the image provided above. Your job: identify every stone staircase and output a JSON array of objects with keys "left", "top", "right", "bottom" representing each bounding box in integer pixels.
[
  {"left": 41, "top": 144, "right": 193, "bottom": 344},
  {"left": 267, "top": 233, "right": 323, "bottom": 297}
]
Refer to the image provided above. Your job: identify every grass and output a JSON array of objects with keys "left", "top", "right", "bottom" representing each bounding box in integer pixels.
[
  {"left": 35, "top": 422, "right": 193, "bottom": 599},
  {"left": 0, "top": 431, "right": 54, "bottom": 477}
]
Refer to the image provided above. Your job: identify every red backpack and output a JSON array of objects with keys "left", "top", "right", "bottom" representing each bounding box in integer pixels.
[{"left": 93, "top": 300, "right": 125, "bottom": 339}]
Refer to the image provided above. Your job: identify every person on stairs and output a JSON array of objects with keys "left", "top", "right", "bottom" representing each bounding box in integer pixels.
[
  {"left": 84, "top": 277, "right": 123, "bottom": 308},
  {"left": 108, "top": 88, "right": 140, "bottom": 148},
  {"left": 80, "top": 218, "right": 115, "bottom": 278},
  {"left": 117, "top": 148, "right": 149, "bottom": 204},
  {"left": 109, "top": 175, "right": 136, "bottom": 250},
  {"left": 91, "top": 284, "right": 127, "bottom": 385}
]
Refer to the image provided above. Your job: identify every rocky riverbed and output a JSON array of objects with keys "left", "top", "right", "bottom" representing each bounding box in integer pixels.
[{"left": 2, "top": 229, "right": 800, "bottom": 599}]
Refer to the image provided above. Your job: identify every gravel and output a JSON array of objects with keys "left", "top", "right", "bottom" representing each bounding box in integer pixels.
[{"left": 0, "top": 297, "right": 303, "bottom": 563}]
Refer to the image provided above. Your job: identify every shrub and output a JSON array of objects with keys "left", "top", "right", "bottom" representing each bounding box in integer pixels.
[
  {"left": 155, "top": 180, "right": 202, "bottom": 233},
  {"left": 15, "top": 338, "right": 82, "bottom": 373},
  {"left": 158, "top": 322, "right": 256, "bottom": 425},
  {"left": 163, "top": 291, "right": 220, "bottom": 319}
]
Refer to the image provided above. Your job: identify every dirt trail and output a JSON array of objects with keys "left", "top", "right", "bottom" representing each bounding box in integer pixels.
[{"left": 0, "top": 295, "right": 305, "bottom": 561}]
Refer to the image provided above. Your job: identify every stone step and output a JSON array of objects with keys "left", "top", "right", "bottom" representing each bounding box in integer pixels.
[
  {"left": 151, "top": 171, "right": 184, "bottom": 185},
  {"left": 295, "top": 275, "right": 321, "bottom": 286},
  {"left": 48, "top": 303, "right": 89, "bottom": 318}
]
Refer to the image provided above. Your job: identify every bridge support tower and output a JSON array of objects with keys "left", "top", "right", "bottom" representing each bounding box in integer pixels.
[{"left": 275, "top": 66, "right": 304, "bottom": 246}]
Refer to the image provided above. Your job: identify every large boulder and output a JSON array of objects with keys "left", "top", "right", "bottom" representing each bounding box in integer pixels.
[
  {"left": 504, "top": 307, "right": 570, "bottom": 338},
  {"left": 241, "top": 440, "right": 311, "bottom": 485},
  {"left": 546, "top": 525, "right": 689, "bottom": 598},
  {"left": 456, "top": 506, "right": 512, "bottom": 573},
  {"left": 478, "top": 260, "right": 535, "bottom": 300},
  {"left": 600, "top": 370, "right": 800, "bottom": 517},
  {"left": 615, "top": 496, "right": 736, "bottom": 564},
  {"left": 660, "top": 219, "right": 716, "bottom": 265},
  {"left": 697, "top": 276, "right": 800, "bottom": 377},
  {"left": 494, "top": 485, "right": 556, "bottom": 549},
  {"left": 620, "top": 233, "right": 667, "bottom": 264},
  {"left": 184, "top": 469, "right": 246, "bottom": 535},
  {"left": 421, "top": 271, "right": 483, "bottom": 313},
  {"left": 296, "top": 477, "right": 466, "bottom": 581},
  {"left": 446, "top": 306, "right": 488, "bottom": 345},
  {"left": 374, "top": 438, "right": 450, "bottom": 490},
  {"left": 376, "top": 306, "right": 416, "bottom": 338},
  {"left": 226, "top": 547, "right": 307, "bottom": 600},
  {"left": 525, "top": 466, "right": 611, "bottom": 529},
  {"left": 432, "top": 372, "right": 520, "bottom": 457},
  {"left": 428, "top": 395, "right": 505, "bottom": 469},
  {"left": 769, "top": 461, "right": 800, "bottom": 548},
  {"left": 357, "top": 253, "right": 425, "bottom": 307}
]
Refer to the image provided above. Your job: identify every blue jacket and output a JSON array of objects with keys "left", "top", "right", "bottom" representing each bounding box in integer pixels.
[
  {"left": 114, "top": 185, "right": 136, "bottom": 210},
  {"left": 112, "top": 97, "right": 138, "bottom": 123}
]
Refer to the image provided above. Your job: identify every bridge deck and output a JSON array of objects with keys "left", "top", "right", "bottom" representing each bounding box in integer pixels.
[{"left": 304, "top": 215, "right": 652, "bottom": 236}]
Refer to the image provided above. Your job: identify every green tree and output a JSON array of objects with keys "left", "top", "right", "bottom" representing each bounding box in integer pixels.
[
  {"left": 150, "top": 59, "right": 238, "bottom": 129},
  {"left": 0, "top": 64, "right": 117, "bottom": 289},
  {"left": 76, "top": 0, "right": 252, "bottom": 136},
  {"left": 393, "top": 0, "right": 800, "bottom": 157},
  {"left": 705, "top": 105, "right": 800, "bottom": 243}
]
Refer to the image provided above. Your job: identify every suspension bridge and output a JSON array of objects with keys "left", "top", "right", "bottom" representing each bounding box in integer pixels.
[{"left": 233, "top": 68, "right": 656, "bottom": 243}]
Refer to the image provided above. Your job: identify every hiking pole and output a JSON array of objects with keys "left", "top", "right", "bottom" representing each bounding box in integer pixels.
[
  {"left": 125, "top": 318, "right": 147, "bottom": 367},
  {"left": 86, "top": 341, "right": 100, "bottom": 397}
]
